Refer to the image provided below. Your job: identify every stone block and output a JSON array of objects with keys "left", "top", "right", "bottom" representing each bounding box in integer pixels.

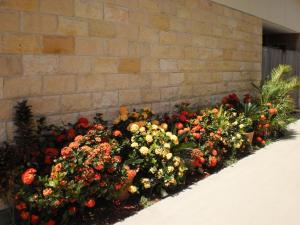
[
  {"left": 105, "top": 38, "right": 128, "bottom": 56},
  {"left": 3, "top": 77, "right": 42, "bottom": 98},
  {"left": 92, "top": 57, "right": 118, "bottom": 73},
  {"left": 104, "top": 4, "right": 128, "bottom": 23},
  {"left": 0, "top": 0, "right": 38, "bottom": 11},
  {"left": 150, "top": 15, "right": 170, "bottom": 31},
  {"left": 141, "top": 88, "right": 161, "bottom": 102},
  {"left": 139, "top": 27, "right": 159, "bottom": 43},
  {"left": 75, "top": 37, "right": 104, "bottom": 55},
  {"left": 1, "top": 34, "right": 41, "bottom": 54},
  {"left": 23, "top": 55, "right": 58, "bottom": 76},
  {"left": 118, "top": 58, "right": 140, "bottom": 73},
  {"left": 160, "top": 31, "right": 177, "bottom": 44},
  {"left": 28, "top": 96, "right": 61, "bottom": 115},
  {"left": 89, "top": 20, "right": 116, "bottom": 38},
  {"left": 57, "top": 17, "right": 88, "bottom": 36},
  {"left": 119, "top": 89, "right": 141, "bottom": 105},
  {"left": 0, "top": 100, "right": 12, "bottom": 120},
  {"left": 43, "top": 36, "right": 75, "bottom": 54},
  {"left": 58, "top": 56, "right": 91, "bottom": 74},
  {"left": 0, "top": 11, "right": 19, "bottom": 32},
  {"left": 43, "top": 75, "right": 76, "bottom": 94},
  {"left": 23, "top": 13, "right": 57, "bottom": 34},
  {"left": 0, "top": 55, "right": 22, "bottom": 76},
  {"left": 75, "top": 0, "right": 103, "bottom": 19},
  {"left": 160, "top": 59, "right": 178, "bottom": 72},
  {"left": 40, "top": 0, "right": 74, "bottom": 16},
  {"left": 61, "top": 94, "right": 92, "bottom": 112},
  {"left": 93, "top": 91, "right": 118, "bottom": 108},
  {"left": 77, "top": 74, "right": 106, "bottom": 92},
  {"left": 141, "top": 58, "right": 159, "bottom": 72}
]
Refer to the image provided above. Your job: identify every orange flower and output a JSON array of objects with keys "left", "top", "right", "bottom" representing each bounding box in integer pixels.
[
  {"left": 209, "top": 156, "right": 217, "bottom": 167},
  {"left": 260, "top": 115, "right": 266, "bottom": 121},
  {"left": 20, "top": 211, "right": 29, "bottom": 221},
  {"left": 113, "top": 130, "right": 122, "bottom": 137},
  {"left": 211, "top": 149, "right": 218, "bottom": 156},
  {"left": 61, "top": 147, "right": 73, "bottom": 157},
  {"left": 74, "top": 135, "right": 84, "bottom": 142},
  {"left": 54, "top": 163, "right": 62, "bottom": 172},
  {"left": 77, "top": 117, "right": 89, "bottom": 128},
  {"left": 268, "top": 108, "right": 277, "bottom": 115},
  {"left": 85, "top": 199, "right": 96, "bottom": 208},
  {"left": 69, "top": 141, "right": 79, "bottom": 149},
  {"left": 43, "top": 188, "right": 53, "bottom": 197},
  {"left": 212, "top": 108, "right": 218, "bottom": 114},
  {"left": 31, "top": 214, "right": 39, "bottom": 224},
  {"left": 21, "top": 168, "right": 37, "bottom": 185}
]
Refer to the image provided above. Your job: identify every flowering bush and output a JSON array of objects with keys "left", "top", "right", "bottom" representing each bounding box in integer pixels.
[
  {"left": 15, "top": 123, "right": 128, "bottom": 224},
  {"left": 125, "top": 122, "right": 187, "bottom": 196}
]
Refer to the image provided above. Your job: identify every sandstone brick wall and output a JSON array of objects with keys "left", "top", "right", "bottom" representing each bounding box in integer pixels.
[{"left": 0, "top": 0, "right": 262, "bottom": 141}]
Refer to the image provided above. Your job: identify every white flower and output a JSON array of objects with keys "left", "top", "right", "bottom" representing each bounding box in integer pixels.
[
  {"left": 166, "top": 132, "right": 172, "bottom": 137},
  {"left": 139, "top": 146, "right": 149, "bottom": 155},
  {"left": 236, "top": 133, "right": 241, "bottom": 139},
  {"left": 167, "top": 166, "right": 174, "bottom": 173},
  {"left": 157, "top": 169, "right": 163, "bottom": 179},
  {"left": 145, "top": 135, "right": 153, "bottom": 143},
  {"left": 232, "top": 121, "right": 238, "bottom": 126},
  {"left": 139, "top": 127, "right": 146, "bottom": 132},
  {"left": 161, "top": 123, "right": 168, "bottom": 131},
  {"left": 130, "top": 123, "right": 139, "bottom": 133},
  {"left": 155, "top": 148, "right": 162, "bottom": 155},
  {"left": 152, "top": 124, "right": 158, "bottom": 130},
  {"left": 164, "top": 143, "right": 171, "bottom": 149},
  {"left": 239, "top": 124, "right": 244, "bottom": 129},
  {"left": 141, "top": 178, "right": 151, "bottom": 189},
  {"left": 149, "top": 167, "right": 157, "bottom": 174},
  {"left": 171, "top": 135, "right": 179, "bottom": 144},
  {"left": 131, "top": 142, "right": 139, "bottom": 148},
  {"left": 166, "top": 153, "right": 173, "bottom": 160},
  {"left": 235, "top": 143, "right": 241, "bottom": 149}
]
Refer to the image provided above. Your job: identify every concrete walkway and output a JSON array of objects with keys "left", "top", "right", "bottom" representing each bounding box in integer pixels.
[{"left": 117, "top": 120, "right": 300, "bottom": 225}]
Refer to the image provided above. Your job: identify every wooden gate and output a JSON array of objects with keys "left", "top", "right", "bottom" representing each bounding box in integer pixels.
[{"left": 262, "top": 47, "right": 300, "bottom": 108}]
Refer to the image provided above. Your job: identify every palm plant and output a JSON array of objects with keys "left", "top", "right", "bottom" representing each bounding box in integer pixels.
[{"left": 255, "top": 64, "right": 300, "bottom": 135}]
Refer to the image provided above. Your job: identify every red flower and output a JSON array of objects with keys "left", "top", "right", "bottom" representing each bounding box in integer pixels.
[
  {"left": 61, "top": 147, "right": 73, "bottom": 157},
  {"left": 67, "top": 128, "right": 76, "bottom": 139},
  {"left": 192, "top": 133, "right": 201, "bottom": 140},
  {"left": 77, "top": 117, "right": 89, "bottom": 128},
  {"left": 221, "top": 96, "right": 228, "bottom": 105},
  {"left": 85, "top": 199, "right": 96, "bottom": 208},
  {"left": 56, "top": 134, "right": 66, "bottom": 143},
  {"left": 112, "top": 155, "right": 122, "bottom": 163},
  {"left": 209, "top": 156, "right": 217, "bottom": 167},
  {"left": 68, "top": 206, "right": 77, "bottom": 214},
  {"left": 114, "top": 183, "right": 123, "bottom": 190},
  {"left": 21, "top": 168, "right": 37, "bottom": 185},
  {"left": 94, "top": 174, "right": 101, "bottom": 180},
  {"left": 31, "top": 214, "right": 39, "bottom": 224},
  {"left": 113, "top": 130, "right": 122, "bottom": 137},
  {"left": 95, "top": 163, "right": 104, "bottom": 171},
  {"left": 176, "top": 122, "right": 184, "bottom": 130},
  {"left": 211, "top": 149, "right": 218, "bottom": 156},
  {"left": 16, "top": 202, "right": 26, "bottom": 211},
  {"left": 20, "top": 211, "right": 29, "bottom": 220},
  {"left": 45, "top": 219, "right": 56, "bottom": 225},
  {"left": 256, "top": 137, "right": 263, "bottom": 142},
  {"left": 243, "top": 94, "right": 252, "bottom": 103},
  {"left": 45, "top": 147, "right": 59, "bottom": 157},
  {"left": 44, "top": 155, "right": 52, "bottom": 164},
  {"left": 179, "top": 114, "right": 187, "bottom": 122},
  {"left": 191, "top": 159, "right": 201, "bottom": 168}
]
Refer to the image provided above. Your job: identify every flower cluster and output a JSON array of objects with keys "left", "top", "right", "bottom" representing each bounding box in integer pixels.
[{"left": 127, "top": 122, "right": 186, "bottom": 193}]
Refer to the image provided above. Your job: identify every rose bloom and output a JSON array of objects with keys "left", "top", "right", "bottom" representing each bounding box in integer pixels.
[
  {"left": 129, "top": 123, "right": 139, "bottom": 133},
  {"left": 145, "top": 135, "right": 153, "bottom": 143},
  {"left": 77, "top": 117, "right": 89, "bottom": 128},
  {"left": 43, "top": 188, "right": 53, "bottom": 197},
  {"left": 67, "top": 128, "right": 76, "bottom": 139},
  {"left": 69, "top": 141, "right": 79, "bottom": 149},
  {"left": 74, "top": 135, "right": 84, "bottom": 142},
  {"left": 85, "top": 199, "right": 96, "bottom": 208},
  {"left": 21, "top": 168, "right": 37, "bottom": 185},
  {"left": 113, "top": 130, "right": 122, "bottom": 137}
]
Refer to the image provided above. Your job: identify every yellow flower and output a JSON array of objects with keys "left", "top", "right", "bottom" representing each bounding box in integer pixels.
[
  {"left": 130, "top": 123, "right": 139, "bottom": 133},
  {"left": 141, "top": 178, "right": 151, "bottom": 189},
  {"left": 166, "top": 153, "right": 173, "bottom": 160},
  {"left": 152, "top": 120, "right": 160, "bottom": 125},
  {"left": 43, "top": 188, "right": 53, "bottom": 197},
  {"left": 167, "top": 166, "right": 174, "bottom": 173},
  {"left": 152, "top": 124, "right": 158, "bottom": 130},
  {"left": 161, "top": 123, "right": 168, "bottom": 131},
  {"left": 113, "top": 116, "right": 121, "bottom": 125},
  {"left": 139, "top": 126, "right": 146, "bottom": 132},
  {"left": 131, "top": 142, "right": 139, "bottom": 148},
  {"left": 164, "top": 143, "right": 170, "bottom": 149},
  {"left": 119, "top": 106, "right": 128, "bottom": 115},
  {"left": 155, "top": 148, "right": 162, "bottom": 155},
  {"left": 128, "top": 185, "right": 138, "bottom": 193},
  {"left": 171, "top": 135, "right": 179, "bottom": 145},
  {"left": 166, "top": 132, "right": 172, "bottom": 138},
  {"left": 120, "top": 114, "right": 128, "bottom": 121},
  {"left": 139, "top": 146, "right": 149, "bottom": 155},
  {"left": 145, "top": 135, "right": 153, "bottom": 143}
]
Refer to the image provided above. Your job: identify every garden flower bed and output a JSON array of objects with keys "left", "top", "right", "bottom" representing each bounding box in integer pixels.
[{"left": 0, "top": 65, "right": 299, "bottom": 225}]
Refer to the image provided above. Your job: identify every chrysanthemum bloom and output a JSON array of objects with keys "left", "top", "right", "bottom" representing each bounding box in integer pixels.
[
  {"left": 129, "top": 123, "right": 139, "bottom": 133},
  {"left": 145, "top": 135, "right": 153, "bottom": 143},
  {"left": 139, "top": 146, "right": 149, "bottom": 155},
  {"left": 21, "top": 168, "right": 37, "bottom": 185},
  {"left": 85, "top": 199, "right": 96, "bottom": 208}
]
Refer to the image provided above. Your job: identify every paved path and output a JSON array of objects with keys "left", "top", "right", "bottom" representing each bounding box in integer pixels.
[{"left": 117, "top": 120, "right": 300, "bottom": 225}]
